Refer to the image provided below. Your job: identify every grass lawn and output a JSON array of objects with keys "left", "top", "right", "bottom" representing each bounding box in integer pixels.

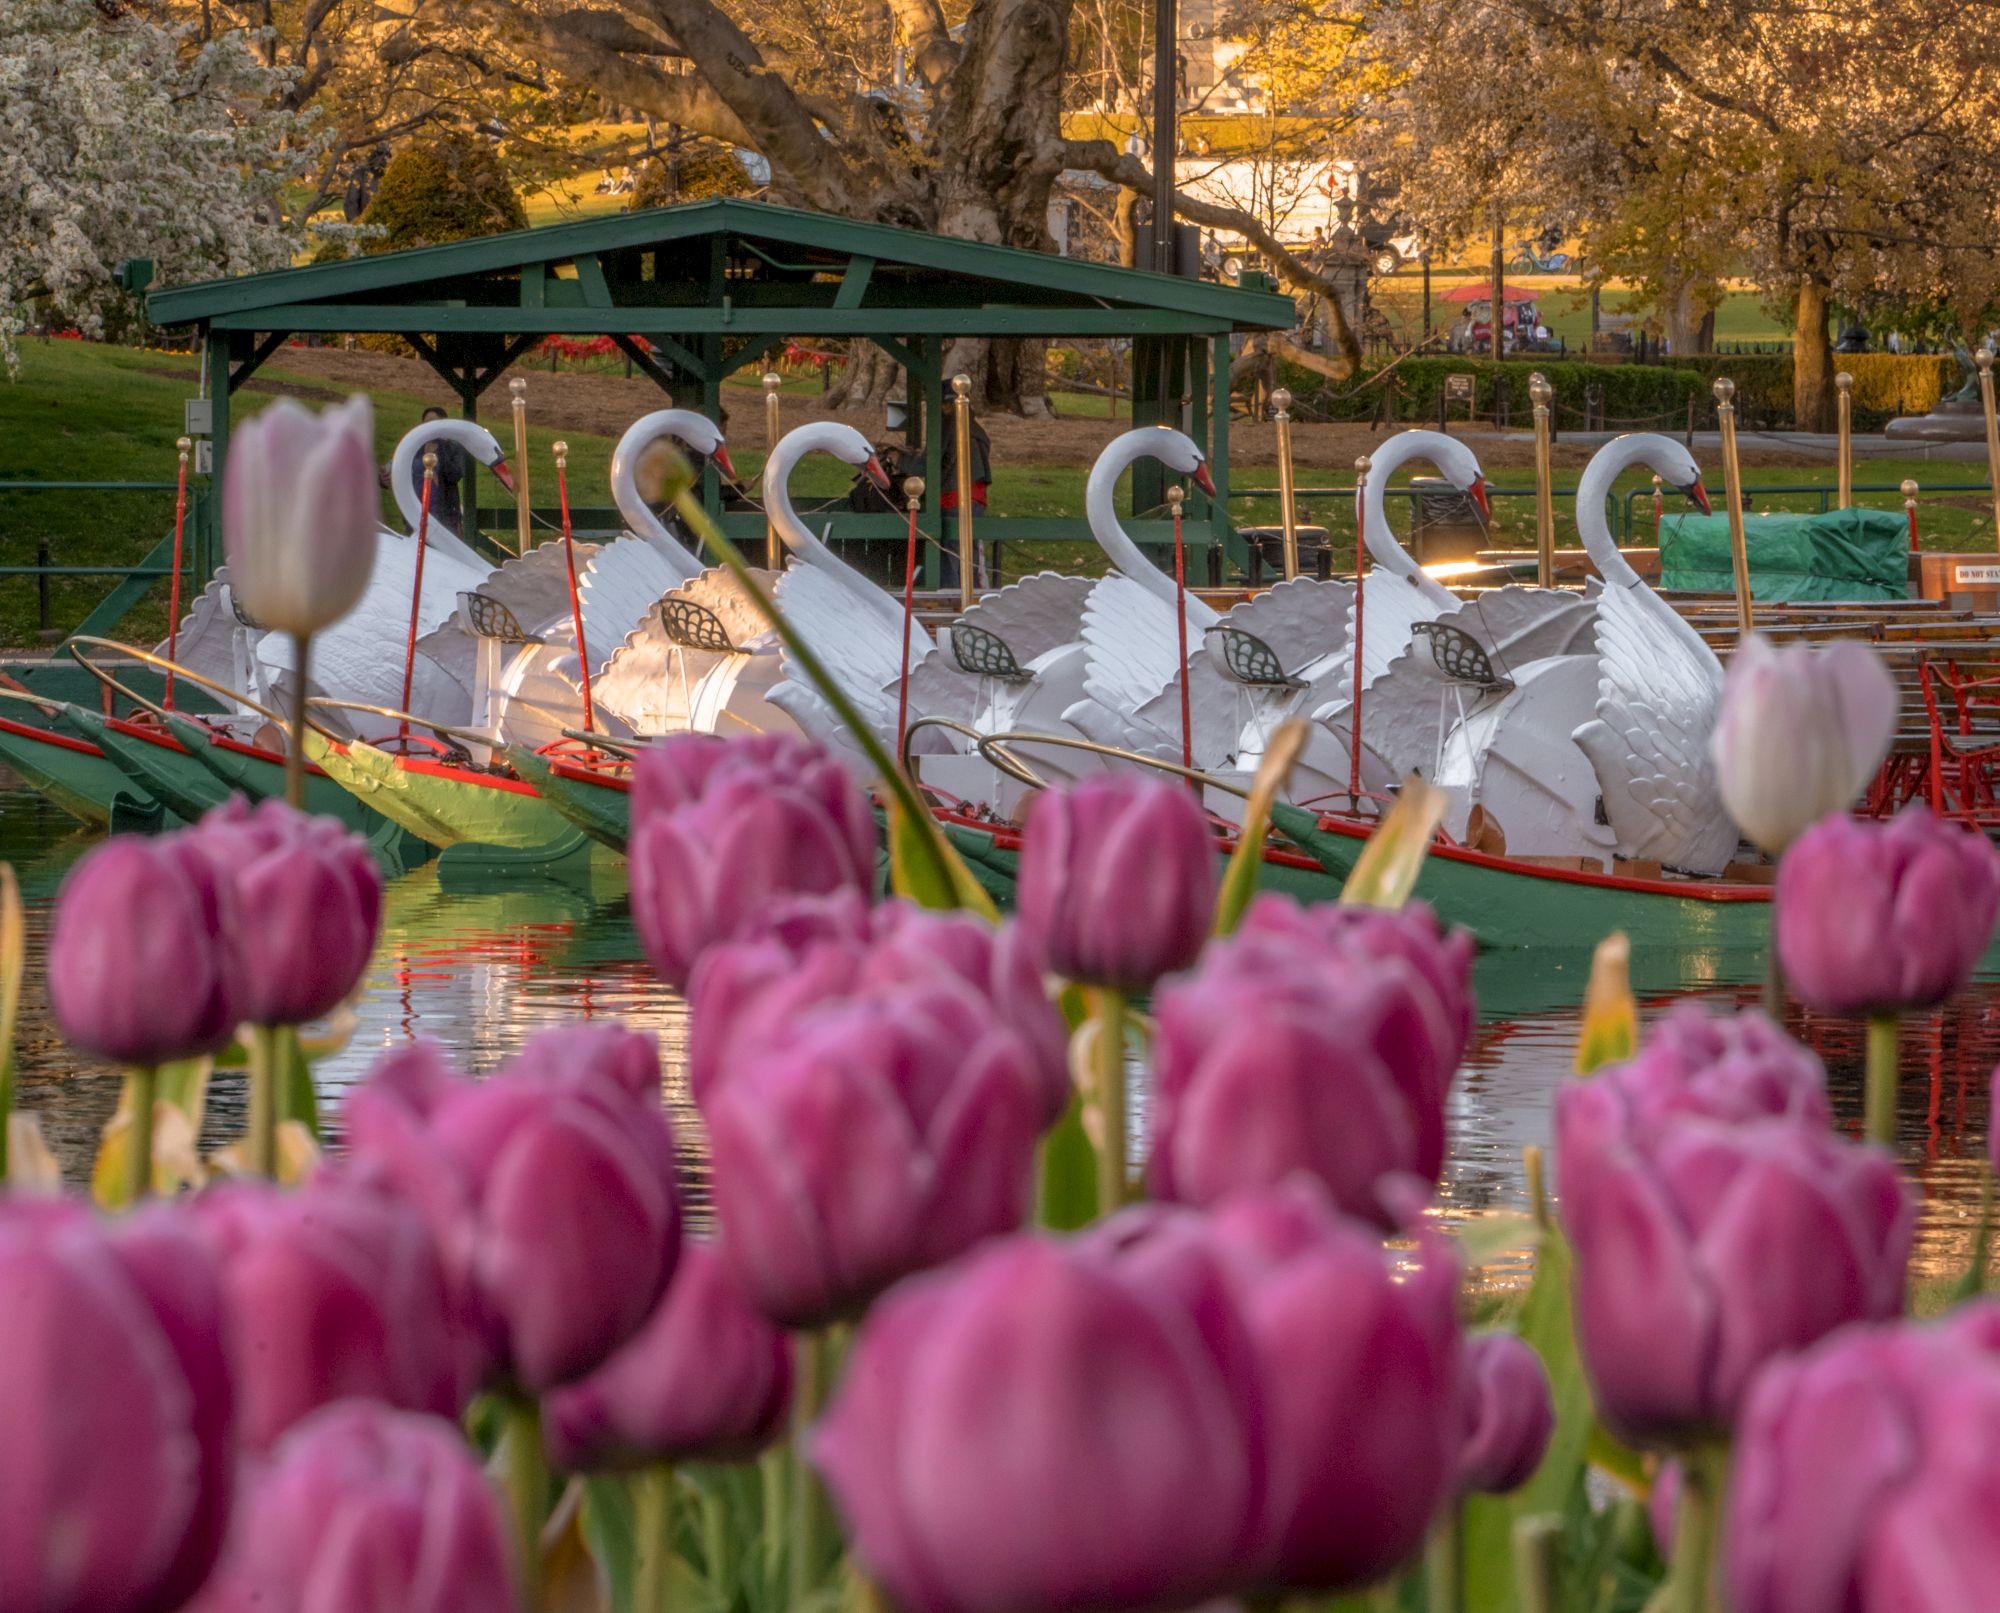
[
  {"left": 1372, "top": 273, "right": 1789, "bottom": 352},
  {"left": 1, "top": 339, "right": 1990, "bottom": 647}
]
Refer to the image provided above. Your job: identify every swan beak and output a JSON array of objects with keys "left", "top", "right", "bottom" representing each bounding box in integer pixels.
[
  {"left": 711, "top": 443, "right": 740, "bottom": 484},
  {"left": 1684, "top": 480, "right": 1714, "bottom": 515},
  {"left": 863, "top": 455, "right": 892, "bottom": 491},
  {"left": 1467, "top": 477, "right": 1492, "bottom": 519},
  {"left": 489, "top": 459, "right": 517, "bottom": 494},
  {"left": 1191, "top": 462, "right": 1218, "bottom": 497}
]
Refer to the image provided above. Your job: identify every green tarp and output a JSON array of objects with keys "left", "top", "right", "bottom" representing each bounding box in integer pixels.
[{"left": 1659, "top": 508, "right": 1909, "bottom": 601}]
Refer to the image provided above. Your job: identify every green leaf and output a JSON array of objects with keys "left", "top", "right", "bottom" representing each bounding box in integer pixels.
[
  {"left": 1340, "top": 776, "right": 1447, "bottom": 910},
  {"left": 582, "top": 1475, "right": 638, "bottom": 1613},
  {"left": 1037, "top": 1087, "right": 1099, "bottom": 1230},
  {"left": 1575, "top": 933, "right": 1637, "bottom": 1075},
  {"left": 0, "top": 864, "right": 20, "bottom": 1179},
  {"left": 1214, "top": 719, "right": 1310, "bottom": 936},
  {"left": 278, "top": 1024, "right": 321, "bottom": 1140}
]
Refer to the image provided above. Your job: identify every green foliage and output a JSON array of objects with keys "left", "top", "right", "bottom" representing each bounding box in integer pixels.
[
  {"left": 358, "top": 134, "right": 529, "bottom": 252},
  {"left": 1279, "top": 357, "right": 1716, "bottom": 429},
  {"left": 630, "top": 144, "right": 755, "bottom": 209}
]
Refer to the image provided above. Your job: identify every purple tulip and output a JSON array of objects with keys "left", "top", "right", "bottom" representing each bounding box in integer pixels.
[
  {"left": 343, "top": 1022, "right": 682, "bottom": 1391},
  {"left": 703, "top": 983, "right": 1045, "bottom": 1328},
  {"left": 1147, "top": 895, "right": 1473, "bottom": 1226},
  {"left": 187, "top": 796, "right": 381, "bottom": 1026},
  {"left": 1585, "top": 1004, "right": 1830, "bottom": 1135},
  {"left": 689, "top": 892, "right": 1067, "bottom": 1119},
  {"left": 1017, "top": 773, "right": 1217, "bottom": 992},
  {"left": 628, "top": 734, "right": 877, "bottom": 988},
  {"left": 0, "top": 1198, "right": 234, "bottom": 1613},
  {"left": 545, "top": 1241, "right": 792, "bottom": 1471},
  {"left": 48, "top": 835, "right": 242, "bottom": 1066},
  {"left": 186, "top": 1402, "right": 519, "bottom": 1613},
  {"left": 1459, "top": 1332, "right": 1555, "bottom": 1495},
  {"left": 1726, "top": 1303, "right": 2000, "bottom": 1613},
  {"left": 1777, "top": 806, "right": 2000, "bottom": 1015},
  {"left": 813, "top": 1231, "right": 1265, "bottom": 1613},
  {"left": 1556, "top": 1085, "right": 1913, "bottom": 1447},
  {"left": 223, "top": 395, "right": 379, "bottom": 638},
  {"left": 1712, "top": 633, "right": 1899, "bottom": 853},
  {"left": 192, "top": 1175, "right": 465, "bottom": 1452}
]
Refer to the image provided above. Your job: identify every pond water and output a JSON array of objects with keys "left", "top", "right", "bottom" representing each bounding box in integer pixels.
[{"left": 5, "top": 784, "right": 1994, "bottom": 1284}]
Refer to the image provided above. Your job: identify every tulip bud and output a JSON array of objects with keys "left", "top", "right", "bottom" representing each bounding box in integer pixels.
[
  {"left": 185, "top": 1402, "right": 520, "bottom": 1613},
  {"left": 193, "top": 1175, "right": 465, "bottom": 1452},
  {"left": 628, "top": 735, "right": 877, "bottom": 988},
  {"left": 48, "top": 835, "right": 242, "bottom": 1066},
  {"left": 1587, "top": 1004, "right": 1830, "bottom": 1130},
  {"left": 1018, "top": 773, "right": 1217, "bottom": 992},
  {"left": 1556, "top": 1091, "right": 1914, "bottom": 1448},
  {"left": 545, "top": 1241, "right": 792, "bottom": 1471},
  {"left": 1712, "top": 633, "right": 1898, "bottom": 853},
  {"left": 1776, "top": 806, "right": 2000, "bottom": 1015},
  {"left": 1147, "top": 895, "right": 1473, "bottom": 1226},
  {"left": 0, "top": 1198, "right": 235, "bottom": 1613},
  {"left": 1459, "top": 1332, "right": 1555, "bottom": 1494},
  {"left": 342, "top": 1023, "right": 682, "bottom": 1392},
  {"left": 703, "top": 983, "right": 1045, "bottom": 1328},
  {"left": 186, "top": 797, "right": 381, "bottom": 1027},
  {"left": 223, "top": 395, "right": 379, "bottom": 638},
  {"left": 1726, "top": 1303, "right": 2000, "bottom": 1613}
]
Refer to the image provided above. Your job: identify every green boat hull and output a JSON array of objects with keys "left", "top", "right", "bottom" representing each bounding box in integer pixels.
[
  {"left": 509, "top": 749, "right": 633, "bottom": 854},
  {"left": 0, "top": 708, "right": 173, "bottom": 832}
]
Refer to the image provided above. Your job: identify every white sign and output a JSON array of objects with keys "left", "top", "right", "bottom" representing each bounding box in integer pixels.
[{"left": 1952, "top": 564, "right": 2000, "bottom": 586}]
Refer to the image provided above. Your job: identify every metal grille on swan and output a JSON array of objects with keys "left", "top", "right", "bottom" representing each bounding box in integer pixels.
[
  {"left": 1413, "top": 621, "right": 1511, "bottom": 691},
  {"left": 660, "top": 595, "right": 735, "bottom": 652},
  {"left": 1209, "top": 625, "right": 1305, "bottom": 688},
  {"left": 227, "top": 589, "right": 263, "bottom": 631},
  {"left": 460, "top": 591, "right": 539, "bottom": 644},
  {"left": 950, "top": 622, "right": 1030, "bottom": 681}
]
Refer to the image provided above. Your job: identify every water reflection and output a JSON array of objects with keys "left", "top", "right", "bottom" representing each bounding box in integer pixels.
[{"left": 4, "top": 785, "right": 1992, "bottom": 1284}]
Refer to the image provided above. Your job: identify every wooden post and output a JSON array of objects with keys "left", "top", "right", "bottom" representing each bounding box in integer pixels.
[
  {"left": 508, "top": 376, "right": 531, "bottom": 557},
  {"left": 1529, "top": 372, "right": 1555, "bottom": 588},
  {"left": 1489, "top": 210, "right": 1505, "bottom": 364},
  {"left": 1271, "top": 385, "right": 1299, "bottom": 580},
  {"left": 1977, "top": 348, "right": 2000, "bottom": 553},
  {"left": 763, "top": 372, "right": 784, "bottom": 570},
  {"left": 952, "top": 373, "right": 976, "bottom": 608},
  {"left": 1835, "top": 371, "right": 1853, "bottom": 510},
  {"left": 1714, "top": 377, "right": 1754, "bottom": 637}
]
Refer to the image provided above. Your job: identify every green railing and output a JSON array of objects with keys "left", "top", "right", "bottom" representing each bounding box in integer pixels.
[{"left": 0, "top": 481, "right": 213, "bottom": 651}]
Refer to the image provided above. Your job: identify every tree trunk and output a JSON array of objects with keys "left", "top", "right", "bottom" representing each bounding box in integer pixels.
[
  {"left": 824, "top": 341, "right": 900, "bottom": 410},
  {"left": 1793, "top": 277, "right": 1835, "bottom": 431},
  {"left": 1664, "top": 280, "right": 1708, "bottom": 355},
  {"left": 1114, "top": 187, "right": 1142, "bottom": 268}
]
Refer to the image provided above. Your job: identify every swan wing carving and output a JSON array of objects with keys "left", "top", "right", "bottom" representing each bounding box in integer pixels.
[
  {"left": 1354, "top": 569, "right": 1448, "bottom": 689},
  {"left": 1570, "top": 582, "right": 1737, "bottom": 875},
  {"left": 1453, "top": 586, "right": 1599, "bottom": 665},
  {"left": 1209, "top": 576, "right": 1354, "bottom": 675},
  {"left": 155, "top": 569, "right": 250, "bottom": 695},
  {"left": 949, "top": 572, "right": 1095, "bottom": 666},
  {"left": 768, "top": 562, "right": 912, "bottom": 746},
  {"left": 574, "top": 535, "right": 700, "bottom": 673},
  {"left": 1079, "top": 573, "right": 1190, "bottom": 717}
]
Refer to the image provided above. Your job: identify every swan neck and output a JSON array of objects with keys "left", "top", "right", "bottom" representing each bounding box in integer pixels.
[
  {"left": 612, "top": 428, "right": 699, "bottom": 583},
  {"left": 1576, "top": 441, "right": 1649, "bottom": 587},
  {"left": 1085, "top": 435, "right": 1218, "bottom": 624},
  {"left": 391, "top": 421, "right": 464, "bottom": 542}
]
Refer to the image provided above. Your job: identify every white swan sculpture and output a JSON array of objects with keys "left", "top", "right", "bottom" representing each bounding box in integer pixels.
[{"left": 162, "top": 416, "right": 508, "bottom": 736}]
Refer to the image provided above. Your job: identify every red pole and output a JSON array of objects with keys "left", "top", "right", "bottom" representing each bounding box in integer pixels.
[
  {"left": 1348, "top": 457, "right": 1369, "bottom": 808},
  {"left": 165, "top": 437, "right": 190, "bottom": 710},
  {"left": 555, "top": 443, "right": 594, "bottom": 733},
  {"left": 399, "top": 456, "right": 436, "bottom": 744},
  {"left": 897, "top": 479, "right": 922, "bottom": 758},
  {"left": 1171, "top": 489, "right": 1193, "bottom": 774}
]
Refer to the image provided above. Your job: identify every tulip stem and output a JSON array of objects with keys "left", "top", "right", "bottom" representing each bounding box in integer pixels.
[
  {"left": 633, "top": 1463, "right": 676, "bottom": 1613},
  {"left": 285, "top": 631, "right": 311, "bottom": 810},
  {"left": 1763, "top": 934, "right": 1786, "bottom": 1019},
  {"left": 1425, "top": 1503, "right": 1464, "bottom": 1613},
  {"left": 1669, "top": 1442, "right": 1729, "bottom": 1613},
  {"left": 124, "top": 1064, "right": 156, "bottom": 1202},
  {"left": 1865, "top": 1013, "right": 1900, "bottom": 1148},
  {"left": 246, "top": 1023, "right": 278, "bottom": 1178},
  {"left": 1092, "top": 987, "right": 1129, "bottom": 1213},
  {"left": 502, "top": 1393, "right": 548, "bottom": 1612},
  {"left": 788, "top": 1330, "right": 834, "bottom": 1609}
]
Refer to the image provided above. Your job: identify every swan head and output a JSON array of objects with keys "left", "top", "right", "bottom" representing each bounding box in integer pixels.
[
  {"left": 418, "top": 418, "right": 514, "bottom": 490},
  {"left": 619, "top": 409, "right": 739, "bottom": 487},
  {"left": 1422, "top": 434, "right": 1490, "bottom": 518},
  {"left": 776, "top": 421, "right": 889, "bottom": 492},
  {"left": 1144, "top": 426, "right": 1219, "bottom": 496},
  {"left": 1633, "top": 437, "right": 1712, "bottom": 513}
]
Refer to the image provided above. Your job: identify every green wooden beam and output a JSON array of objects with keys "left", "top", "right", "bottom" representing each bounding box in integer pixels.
[
  {"left": 610, "top": 334, "right": 683, "bottom": 401},
  {"left": 66, "top": 529, "right": 176, "bottom": 642},
  {"left": 575, "top": 254, "right": 614, "bottom": 308},
  {"left": 228, "top": 330, "right": 290, "bottom": 392},
  {"left": 212, "top": 306, "right": 1238, "bottom": 337},
  {"left": 833, "top": 255, "right": 874, "bottom": 309}
]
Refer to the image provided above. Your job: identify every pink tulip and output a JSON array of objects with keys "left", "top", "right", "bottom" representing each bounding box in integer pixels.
[
  {"left": 1584, "top": 1004, "right": 1830, "bottom": 1136},
  {"left": 0, "top": 1198, "right": 234, "bottom": 1613},
  {"left": 1727, "top": 1303, "right": 2000, "bottom": 1613},
  {"left": 1147, "top": 895, "right": 1473, "bottom": 1226},
  {"left": 545, "top": 1241, "right": 792, "bottom": 1471},
  {"left": 186, "top": 1402, "right": 519, "bottom": 1613},
  {"left": 193, "top": 1175, "right": 465, "bottom": 1452},
  {"left": 703, "top": 983, "right": 1045, "bottom": 1327},
  {"left": 1712, "top": 633, "right": 1898, "bottom": 853},
  {"left": 628, "top": 734, "right": 877, "bottom": 988},
  {"left": 1777, "top": 807, "right": 2000, "bottom": 1015},
  {"left": 1556, "top": 1088, "right": 1913, "bottom": 1447},
  {"left": 689, "top": 891, "right": 1067, "bottom": 1119},
  {"left": 1459, "top": 1332, "right": 1555, "bottom": 1495},
  {"left": 223, "top": 395, "right": 379, "bottom": 638},
  {"left": 1017, "top": 773, "right": 1217, "bottom": 991},
  {"left": 187, "top": 796, "right": 381, "bottom": 1026},
  {"left": 48, "top": 835, "right": 242, "bottom": 1066},
  {"left": 343, "top": 1022, "right": 681, "bottom": 1391}
]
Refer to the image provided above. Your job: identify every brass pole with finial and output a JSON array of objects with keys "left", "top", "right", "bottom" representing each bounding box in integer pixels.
[
  {"left": 1977, "top": 348, "right": 2000, "bottom": 552},
  {"left": 1529, "top": 372, "right": 1556, "bottom": 588},
  {"left": 1903, "top": 478, "right": 1921, "bottom": 554},
  {"left": 1835, "top": 372, "right": 1854, "bottom": 510},
  {"left": 951, "top": 374, "right": 977, "bottom": 609},
  {"left": 1714, "top": 377, "right": 1754, "bottom": 637},
  {"left": 763, "top": 372, "right": 784, "bottom": 570},
  {"left": 1348, "top": 454, "right": 1371, "bottom": 809},
  {"left": 1270, "top": 386, "right": 1299, "bottom": 581},
  {"left": 508, "top": 376, "right": 531, "bottom": 557}
]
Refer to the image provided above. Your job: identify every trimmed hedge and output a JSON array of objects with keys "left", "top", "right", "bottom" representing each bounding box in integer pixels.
[{"left": 1279, "top": 357, "right": 1714, "bottom": 430}]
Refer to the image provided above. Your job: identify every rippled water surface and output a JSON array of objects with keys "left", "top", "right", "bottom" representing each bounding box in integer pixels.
[{"left": 6, "top": 784, "right": 1994, "bottom": 1282}]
